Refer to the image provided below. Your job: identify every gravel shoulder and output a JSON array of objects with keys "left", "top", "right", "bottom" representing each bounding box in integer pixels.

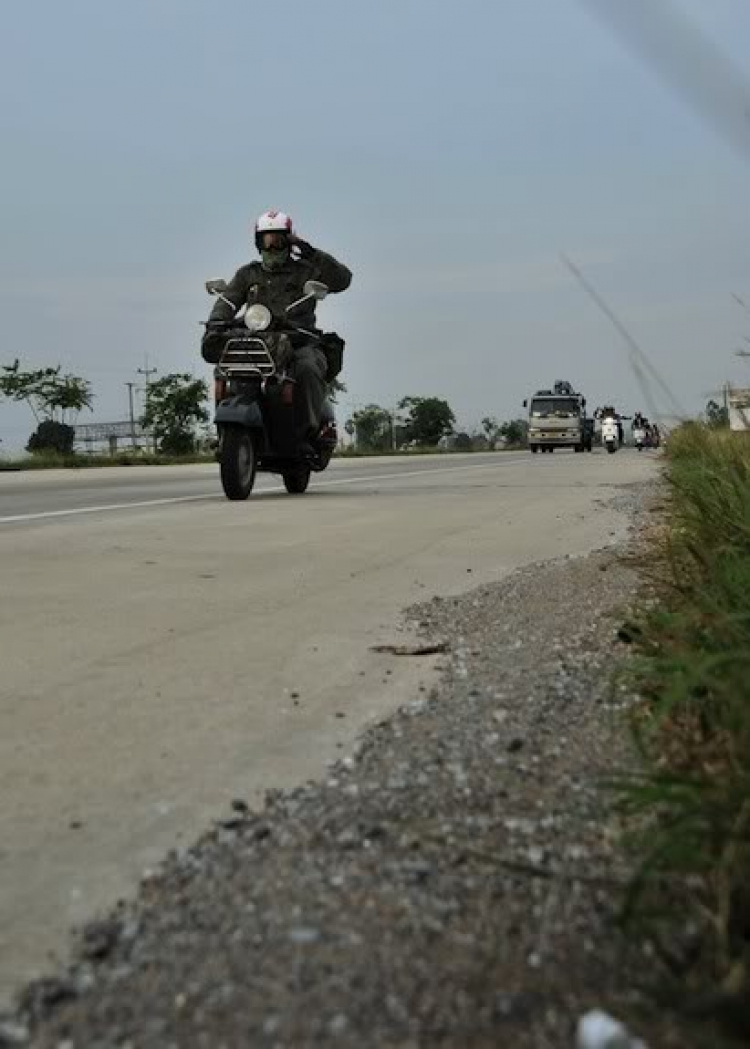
[{"left": 6, "top": 479, "right": 687, "bottom": 1049}]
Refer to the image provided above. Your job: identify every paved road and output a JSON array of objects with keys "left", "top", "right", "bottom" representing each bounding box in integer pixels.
[
  {"left": 0, "top": 454, "right": 527, "bottom": 522},
  {"left": 0, "top": 451, "right": 658, "bottom": 1006}
]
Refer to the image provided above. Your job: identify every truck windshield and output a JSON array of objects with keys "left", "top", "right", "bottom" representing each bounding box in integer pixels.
[{"left": 530, "top": 398, "right": 579, "bottom": 418}]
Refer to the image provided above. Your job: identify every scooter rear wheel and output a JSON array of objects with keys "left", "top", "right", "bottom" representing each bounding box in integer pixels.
[
  {"left": 283, "top": 466, "right": 311, "bottom": 494},
  {"left": 220, "top": 428, "right": 256, "bottom": 500}
]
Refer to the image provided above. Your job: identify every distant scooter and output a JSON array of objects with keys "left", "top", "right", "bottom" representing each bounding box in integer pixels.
[
  {"left": 602, "top": 416, "right": 619, "bottom": 454},
  {"left": 633, "top": 425, "right": 646, "bottom": 451}
]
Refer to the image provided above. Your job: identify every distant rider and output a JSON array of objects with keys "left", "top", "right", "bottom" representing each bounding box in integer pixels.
[{"left": 202, "top": 210, "right": 352, "bottom": 456}]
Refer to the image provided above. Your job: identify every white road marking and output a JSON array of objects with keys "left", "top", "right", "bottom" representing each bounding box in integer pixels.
[{"left": 0, "top": 457, "right": 524, "bottom": 525}]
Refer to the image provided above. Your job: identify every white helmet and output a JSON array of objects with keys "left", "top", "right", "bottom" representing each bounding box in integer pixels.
[{"left": 254, "top": 209, "right": 293, "bottom": 251}]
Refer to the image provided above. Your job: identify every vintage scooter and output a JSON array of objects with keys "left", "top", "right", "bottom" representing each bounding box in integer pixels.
[{"left": 203, "top": 279, "right": 340, "bottom": 500}]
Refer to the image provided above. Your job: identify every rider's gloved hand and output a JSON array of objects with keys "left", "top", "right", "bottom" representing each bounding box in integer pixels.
[
  {"left": 289, "top": 234, "right": 315, "bottom": 260},
  {"left": 205, "top": 319, "right": 230, "bottom": 332}
]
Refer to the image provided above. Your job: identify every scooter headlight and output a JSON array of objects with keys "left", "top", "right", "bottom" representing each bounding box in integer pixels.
[{"left": 244, "top": 304, "right": 272, "bottom": 333}]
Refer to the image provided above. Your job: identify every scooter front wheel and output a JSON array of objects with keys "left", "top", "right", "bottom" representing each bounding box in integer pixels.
[{"left": 220, "top": 428, "right": 257, "bottom": 500}]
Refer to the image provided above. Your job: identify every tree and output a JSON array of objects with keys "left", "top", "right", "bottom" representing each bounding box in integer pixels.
[
  {"left": 27, "top": 421, "right": 76, "bottom": 455},
  {"left": 481, "top": 415, "right": 501, "bottom": 449},
  {"left": 0, "top": 359, "right": 93, "bottom": 424},
  {"left": 705, "top": 398, "right": 729, "bottom": 429},
  {"left": 0, "top": 359, "right": 93, "bottom": 454},
  {"left": 141, "top": 373, "right": 209, "bottom": 455},
  {"left": 499, "top": 418, "right": 528, "bottom": 447},
  {"left": 398, "top": 396, "right": 455, "bottom": 446},
  {"left": 349, "top": 404, "right": 393, "bottom": 452}
]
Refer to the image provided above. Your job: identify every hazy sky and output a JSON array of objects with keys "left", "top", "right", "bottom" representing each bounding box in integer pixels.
[{"left": 1, "top": 0, "right": 750, "bottom": 449}]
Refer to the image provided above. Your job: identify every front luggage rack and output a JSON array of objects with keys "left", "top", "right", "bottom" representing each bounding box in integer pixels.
[{"left": 219, "top": 337, "right": 276, "bottom": 379}]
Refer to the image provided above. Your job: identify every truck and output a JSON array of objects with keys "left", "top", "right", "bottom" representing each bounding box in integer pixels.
[{"left": 523, "top": 381, "right": 592, "bottom": 454}]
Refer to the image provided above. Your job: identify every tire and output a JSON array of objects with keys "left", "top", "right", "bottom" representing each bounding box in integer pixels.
[
  {"left": 283, "top": 466, "right": 311, "bottom": 494},
  {"left": 220, "top": 428, "right": 256, "bottom": 500},
  {"left": 607, "top": 443, "right": 616, "bottom": 455},
  {"left": 574, "top": 444, "right": 583, "bottom": 453},
  {"left": 531, "top": 446, "right": 538, "bottom": 454}
]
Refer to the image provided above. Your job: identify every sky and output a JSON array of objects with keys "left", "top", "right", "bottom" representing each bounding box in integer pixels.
[{"left": 1, "top": 0, "right": 750, "bottom": 450}]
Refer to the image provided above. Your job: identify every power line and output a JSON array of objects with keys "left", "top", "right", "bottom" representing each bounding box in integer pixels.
[{"left": 559, "top": 253, "right": 685, "bottom": 423}]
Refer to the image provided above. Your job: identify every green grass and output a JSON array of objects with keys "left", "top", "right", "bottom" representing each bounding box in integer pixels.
[
  {"left": 617, "top": 423, "right": 750, "bottom": 1041},
  {"left": 0, "top": 445, "right": 522, "bottom": 470},
  {"left": 0, "top": 451, "right": 217, "bottom": 470}
]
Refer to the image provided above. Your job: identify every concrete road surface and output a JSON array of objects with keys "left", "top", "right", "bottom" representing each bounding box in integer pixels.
[{"left": 0, "top": 451, "right": 658, "bottom": 1006}]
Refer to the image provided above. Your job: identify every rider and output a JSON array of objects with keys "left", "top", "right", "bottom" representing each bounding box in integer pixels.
[{"left": 202, "top": 210, "right": 352, "bottom": 455}]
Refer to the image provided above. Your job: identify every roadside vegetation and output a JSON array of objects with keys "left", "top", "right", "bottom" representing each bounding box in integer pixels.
[
  {"left": 2, "top": 357, "right": 529, "bottom": 467},
  {"left": 0, "top": 451, "right": 216, "bottom": 471},
  {"left": 618, "top": 422, "right": 750, "bottom": 1045}
]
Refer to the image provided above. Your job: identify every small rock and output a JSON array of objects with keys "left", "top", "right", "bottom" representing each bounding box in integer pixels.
[
  {"left": 0, "top": 1021, "right": 29, "bottom": 1046},
  {"left": 262, "top": 1016, "right": 280, "bottom": 1035},
  {"left": 329, "top": 1013, "right": 349, "bottom": 1035},
  {"left": 507, "top": 737, "right": 524, "bottom": 753},
  {"left": 288, "top": 926, "right": 320, "bottom": 945}
]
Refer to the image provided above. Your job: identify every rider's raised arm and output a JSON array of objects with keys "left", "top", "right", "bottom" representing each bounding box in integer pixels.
[
  {"left": 294, "top": 239, "right": 352, "bottom": 293},
  {"left": 208, "top": 266, "right": 251, "bottom": 322},
  {"left": 313, "top": 249, "right": 352, "bottom": 293}
]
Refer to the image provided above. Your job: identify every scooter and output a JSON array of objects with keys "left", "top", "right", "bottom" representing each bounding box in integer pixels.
[
  {"left": 203, "top": 279, "right": 341, "bottom": 500},
  {"left": 633, "top": 425, "right": 646, "bottom": 451},
  {"left": 601, "top": 416, "right": 619, "bottom": 454}
]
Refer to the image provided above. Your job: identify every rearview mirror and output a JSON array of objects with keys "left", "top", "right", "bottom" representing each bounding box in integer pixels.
[
  {"left": 205, "top": 279, "right": 228, "bottom": 295},
  {"left": 303, "top": 280, "right": 329, "bottom": 301}
]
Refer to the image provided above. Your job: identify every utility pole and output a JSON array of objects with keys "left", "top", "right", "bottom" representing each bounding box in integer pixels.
[
  {"left": 125, "top": 382, "right": 138, "bottom": 448},
  {"left": 137, "top": 357, "right": 158, "bottom": 452},
  {"left": 137, "top": 358, "right": 158, "bottom": 391}
]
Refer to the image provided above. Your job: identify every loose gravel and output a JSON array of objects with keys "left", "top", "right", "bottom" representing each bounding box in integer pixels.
[{"left": 5, "top": 479, "right": 689, "bottom": 1048}]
